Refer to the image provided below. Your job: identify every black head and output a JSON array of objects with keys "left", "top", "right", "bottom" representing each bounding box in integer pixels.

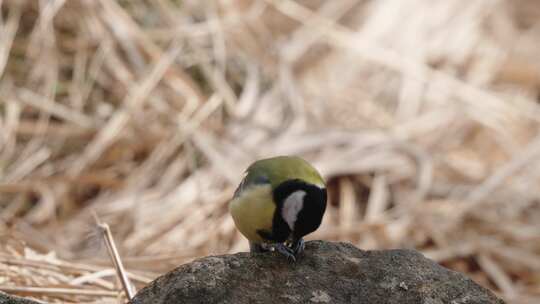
[{"left": 267, "top": 179, "right": 327, "bottom": 242}]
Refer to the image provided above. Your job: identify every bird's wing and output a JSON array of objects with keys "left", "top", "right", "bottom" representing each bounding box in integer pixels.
[{"left": 233, "top": 172, "right": 270, "bottom": 198}]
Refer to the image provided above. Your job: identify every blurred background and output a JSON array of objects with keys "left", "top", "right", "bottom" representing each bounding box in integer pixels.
[{"left": 1, "top": 0, "right": 539, "bottom": 303}]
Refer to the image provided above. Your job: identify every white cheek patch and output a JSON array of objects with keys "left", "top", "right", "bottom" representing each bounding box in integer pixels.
[{"left": 282, "top": 190, "right": 306, "bottom": 230}]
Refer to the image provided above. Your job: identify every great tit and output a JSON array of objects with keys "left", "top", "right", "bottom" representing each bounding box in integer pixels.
[{"left": 229, "top": 156, "right": 327, "bottom": 261}]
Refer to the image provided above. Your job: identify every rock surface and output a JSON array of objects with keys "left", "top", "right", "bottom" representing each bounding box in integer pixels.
[
  {"left": 130, "top": 241, "right": 504, "bottom": 304},
  {"left": 0, "top": 291, "right": 41, "bottom": 304}
]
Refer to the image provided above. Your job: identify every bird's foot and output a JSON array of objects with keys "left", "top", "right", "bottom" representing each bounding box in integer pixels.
[
  {"left": 274, "top": 243, "right": 296, "bottom": 262},
  {"left": 290, "top": 238, "right": 305, "bottom": 257}
]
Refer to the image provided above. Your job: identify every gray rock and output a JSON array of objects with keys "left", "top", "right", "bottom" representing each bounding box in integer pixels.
[
  {"left": 130, "top": 241, "right": 504, "bottom": 304},
  {"left": 0, "top": 291, "right": 41, "bottom": 304}
]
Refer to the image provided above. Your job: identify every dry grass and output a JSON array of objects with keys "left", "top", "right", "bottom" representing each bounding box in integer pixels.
[{"left": 1, "top": 0, "right": 540, "bottom": 303}]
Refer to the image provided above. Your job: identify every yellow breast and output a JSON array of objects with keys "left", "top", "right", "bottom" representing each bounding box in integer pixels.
[{"left": 229, "top": 185, "right": 275, "bottom": 243}]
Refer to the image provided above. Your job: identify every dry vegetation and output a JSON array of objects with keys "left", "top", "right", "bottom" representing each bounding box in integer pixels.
[{"left": 1, "top": 0, "right": 540, "bottom": 303}]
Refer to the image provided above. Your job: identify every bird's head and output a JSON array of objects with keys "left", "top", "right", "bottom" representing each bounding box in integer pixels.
[{"left": 239, "top": 156, "right": 327, "bottom": 236}]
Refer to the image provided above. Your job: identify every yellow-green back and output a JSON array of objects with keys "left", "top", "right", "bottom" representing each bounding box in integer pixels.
[{"left": 246, "top": 156, "right": 325, "bottom": 189}]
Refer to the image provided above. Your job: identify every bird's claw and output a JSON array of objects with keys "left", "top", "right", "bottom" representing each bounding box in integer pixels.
[
  {"left": 274, "top": 243, "right": 296, "bottom": 262},
  {"left": 291, "top": 238, "right": 305, "bottom": 256}
]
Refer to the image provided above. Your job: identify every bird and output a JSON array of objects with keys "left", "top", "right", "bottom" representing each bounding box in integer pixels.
[{"left": 229, "top": 156, "right": 327, "bottom": 261}]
